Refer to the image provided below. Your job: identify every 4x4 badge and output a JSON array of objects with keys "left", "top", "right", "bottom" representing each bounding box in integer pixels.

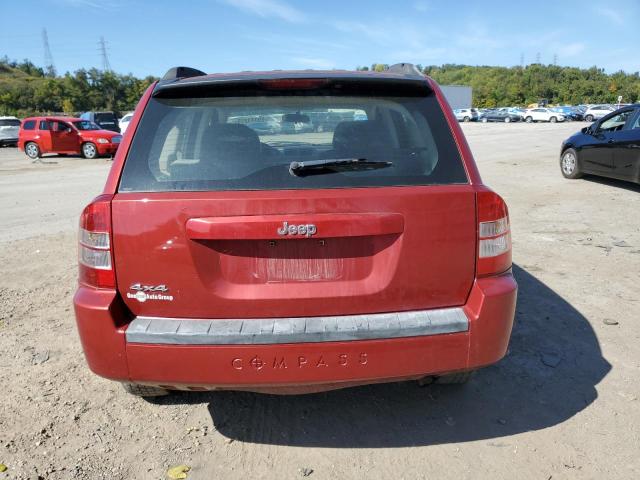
[{"left": 127, "top": 283, "right": 173, "bottom": 303}]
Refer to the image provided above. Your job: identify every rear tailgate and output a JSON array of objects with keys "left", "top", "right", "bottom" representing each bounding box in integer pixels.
[{"left": 112, "top": 186, "right": 475, "bottom": 318}]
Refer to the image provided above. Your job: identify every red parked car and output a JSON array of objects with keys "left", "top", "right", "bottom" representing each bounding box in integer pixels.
[
  {"left": 18, "top": 116, "right": 122, "bottom": 159},
  {"left": 74, "top": 64, "right": 517, "bottom": 397}
]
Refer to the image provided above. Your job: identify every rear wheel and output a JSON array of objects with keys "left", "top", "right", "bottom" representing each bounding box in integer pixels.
[
  {"left": 25, "top": 142, "right": 40, "bottom": 159},
  {"left": 525, "top": 116, "right": 533, "bottom": 123},
  {"left": 560, "top": 148, "right": 582, "bottom": 179},
  {"left": 504, "top": 116, "right": 511, "bottom": 123},
  {"left": 82, "top": 142, "right": 98, "bottom": 159},
  {"left": 550, "top": 116, "right": 557, "bottom": 123},
  {"left": 121, "top": 383, "right": 169, "bottom": 397},
  {"left": 585, "top": 114, "right": 594, "bottom": 122},
  {"left": 463, "top": 116, "right": 470, "bottom": 122}
]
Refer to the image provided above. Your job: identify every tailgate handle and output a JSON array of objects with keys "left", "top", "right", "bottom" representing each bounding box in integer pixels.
[{"left": 186, "top": 213, "right": 404, "bottom": 240}]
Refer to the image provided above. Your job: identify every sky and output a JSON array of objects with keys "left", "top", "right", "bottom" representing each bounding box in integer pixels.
[{"left": 0, "top": 0, "right": 638, "bottom": 77}]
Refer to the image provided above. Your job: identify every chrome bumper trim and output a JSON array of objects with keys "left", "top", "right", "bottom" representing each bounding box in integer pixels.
[{"left": 126, "top": 308, "right": 468, "bottom": 345}]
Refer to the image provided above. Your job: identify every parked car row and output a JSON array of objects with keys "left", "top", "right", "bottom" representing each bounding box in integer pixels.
[
  {"left": 0, "top": 110, "right": 135, "bottom": 158},
  {"left": 455, "top": 103, "right": 622, "bottom": 124}
]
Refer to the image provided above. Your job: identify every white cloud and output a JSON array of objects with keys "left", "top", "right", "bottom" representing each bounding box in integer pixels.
[
  {"left": 558, "top": 42, "right": 585, "bottom": 57},
  {"left": 54, "top": 0, "right": 118, "bottom": 9},
  {"left": 593, "top": 6, "right": 625, "bottom": 25},
  {"left": 292, "top": 57, "right": 335, "bottom": 69},
  {"left": 413, "top": 1, "right": 429, "bottom": 12},
  {"left": 221, "top": 0, "right": 306, "bottom": 23}
]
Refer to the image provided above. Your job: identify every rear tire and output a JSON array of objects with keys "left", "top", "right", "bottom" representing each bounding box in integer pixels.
[
  {"left": 25, "top": 142, "right": 40, "bottom": 159},
  {"left": 550, "top": 116, "right": 557, "bottom": 123},
  {"left": 560, "top": 148, "right": 582, "bottom": 179},
  {"left": 436, "top": 371, "right": 475, "bottom": 384},
  {"left": 463, "top": 116, "right": 470, "bottom": 122},
  {"left": 82, "top": 142, "right": 98, "bottom": 159},
  {"left": 504, "top": 117, "right": 511, "bottom": 123},
  {"left": 122, "top": 383, "right": 169, "bottom": 397},
  {"left": 525, "top": 116, "right": 533, "bottom": 123},
  {"left": 585, "top": 114, "right": 594, "bottom": 122}
]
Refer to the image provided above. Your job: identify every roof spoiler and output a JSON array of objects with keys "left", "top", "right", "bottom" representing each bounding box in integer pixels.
[
  {"left": 161, "top": 66, "right": 207, "bottom": 81},
  {"left": 387, "top": 63, "right": 424, "bottom": 78}
]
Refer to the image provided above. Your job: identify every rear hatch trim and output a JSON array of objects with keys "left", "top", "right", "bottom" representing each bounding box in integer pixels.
[{"left": 126, "top": 307, "right": 468, "bottom": 345}]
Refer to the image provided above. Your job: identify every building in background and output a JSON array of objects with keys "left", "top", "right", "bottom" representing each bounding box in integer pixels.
[{"left": 441, "top": 85, "right": 473, "bottom": 109}]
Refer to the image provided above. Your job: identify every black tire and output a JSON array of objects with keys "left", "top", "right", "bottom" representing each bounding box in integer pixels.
[
  {"left": 25, "top": 142, "right": 40, "bottom": 159},
  {"left": 560, "top": 148, "right": 582, "bottom": 179},
  {"left": 504, "top": 116, "right": 511, "bottom": 123},
  {"left": 463, "top": 116, "right": 470, "bottom": 122},
  {"left": 122, "top": 383, "right": 169, "bottom": 397},
  {"left": 82, "top": 142, "right": 98, "bottom": 159},
  {"left": 525, "top": 116, "right": 533, "bottom": 123},
  {"left": 585, "top": 114, "right": 594, "bottom": 122},
  {"left": 550, "top": 116, "right": 557, "bottom": 123},
  {"left": 436, "top": 371, "right": 475, "bottom": 384}
]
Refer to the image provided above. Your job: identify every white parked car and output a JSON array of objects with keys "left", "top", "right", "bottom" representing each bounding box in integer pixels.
[
  {"left": 583, "top": 105, "right": 615, "bottom": 122},
  {"left": 523, "top": 108, "right": 566, "bottom": 123},
  {"left": 453, "top": 108, "right": 478, "bottom": 122},
  {"left": 0, "top": 116, "right": 21, "bottom": 146},
  {"left": 118, "top": 113, "right": 134, "bottom": 134}
]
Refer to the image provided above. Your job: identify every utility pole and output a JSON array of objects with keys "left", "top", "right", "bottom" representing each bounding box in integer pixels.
[
  {"left": 42, "top": 28, "right": 56, "bottom": 77},
  {"left": 553, "top": 53, "right": 558, "bottom": 66},
  {"left": 519, "top": 53, "right": 524, "bottom": 68},
  {"left": 535, "top": 52, "right": 541, "bottom": 64},
  {"left": 99, "top": 36, "right": 111, "bottom": 72}
]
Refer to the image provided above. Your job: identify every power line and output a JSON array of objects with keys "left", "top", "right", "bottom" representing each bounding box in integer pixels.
[
  {"left": 42, "top": 28, "right": 56, "bottom": 76},
  {"left": 99, "top": 36, "right": 111, "bottom": 72}
]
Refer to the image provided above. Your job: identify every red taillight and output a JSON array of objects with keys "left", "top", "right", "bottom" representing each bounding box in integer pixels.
[
  {"left": 259, "top": 79, "right": 328, "bottom": 90},
  {"left": 477, "top": 190, "right": 512, "bottom": 277},
  {"left": 78, "top": 194, "right": 115, "bottom": 289}
]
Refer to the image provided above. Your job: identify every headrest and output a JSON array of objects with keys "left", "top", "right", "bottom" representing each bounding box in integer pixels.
[
  {"left": 205, "top": 123, "right": 261, "bottom": 153},
  {"left": 332, "top": 120, "right": 390, "bottom": 152}
]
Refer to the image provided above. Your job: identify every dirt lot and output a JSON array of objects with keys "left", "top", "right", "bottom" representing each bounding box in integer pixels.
[{"left": 0, "top": 122, "right": 639, "bottom": 480}]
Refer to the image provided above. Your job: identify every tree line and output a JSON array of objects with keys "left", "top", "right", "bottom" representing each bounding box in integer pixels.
[
  {"left": 0, "top": 57, "right": 156, "bottom": 117},
  {"left": 360, "top": 63, "right": 640, "bottom": 107},
  {"left": 1, "top": 57, "right": 639, "bottom": 116}
]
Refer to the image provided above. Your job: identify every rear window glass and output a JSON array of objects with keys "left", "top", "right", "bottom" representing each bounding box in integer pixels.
[
  {"left": 0, "top": 119, "right": 20, "bottom": 127},
  {"left": 119, "top": 87, "right": 467, "bottom": 192},
  {"left": 22, "top": 120, "right": 36, "bottom": 130},
  {"left": 39, "top": 120, "right": 50, "bottom": 130}
]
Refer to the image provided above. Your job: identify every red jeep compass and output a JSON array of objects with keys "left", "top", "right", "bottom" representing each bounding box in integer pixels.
[
  {"left": 18, "top": 116, "right": 122, "bottom": 159},
  {"left": 73, "top": 64, "right": 517, "bottom": 396}
]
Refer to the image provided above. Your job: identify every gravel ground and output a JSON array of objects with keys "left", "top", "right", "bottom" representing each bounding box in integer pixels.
[{"left": 0, "top": 122, "right": 638, "bottom": 480}]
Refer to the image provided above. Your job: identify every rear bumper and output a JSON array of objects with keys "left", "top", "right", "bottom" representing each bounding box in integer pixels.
[
  {"left": 73, "top": 273, "right": 517, "bottom": 392},
  {"left": 96, "top": 143, "right": 119, "bottom": 155}
]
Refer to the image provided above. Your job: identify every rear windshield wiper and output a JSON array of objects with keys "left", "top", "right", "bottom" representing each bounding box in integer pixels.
[{"left": 289, "top": 158, "right": 392, "bottom": 176}]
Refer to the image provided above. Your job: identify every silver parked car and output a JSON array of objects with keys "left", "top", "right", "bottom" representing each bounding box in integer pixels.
[
  {"left": 583, "top": 105, "right": 615, "bottom": 122},
  {"left": 0, "top": 116, "right": 21, "bottom": 146},
  {"left": 453, "top": 108, "right": 478, "bottom": 122}
]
